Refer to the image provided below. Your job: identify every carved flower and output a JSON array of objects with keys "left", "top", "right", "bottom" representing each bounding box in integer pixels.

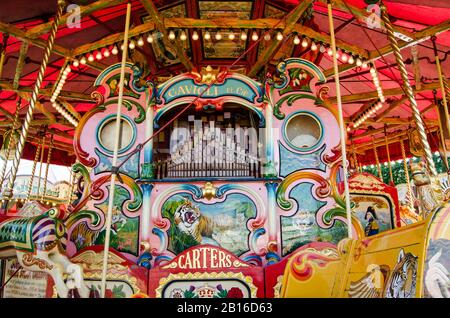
[{"left": 226, "top": 287, "right": 243, "bottom": 298}]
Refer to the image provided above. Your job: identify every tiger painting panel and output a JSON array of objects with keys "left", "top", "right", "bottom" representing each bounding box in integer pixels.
[{"left": 162, "top": 193, "right": 256, "bottom": 256}]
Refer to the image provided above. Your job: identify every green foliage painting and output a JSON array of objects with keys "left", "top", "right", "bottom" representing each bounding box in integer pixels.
[{"left": 94, "top": 185, "right": 139, "bottom": 256}]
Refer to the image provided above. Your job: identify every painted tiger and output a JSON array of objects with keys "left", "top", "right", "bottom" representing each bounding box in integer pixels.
[
  {"left": 0, "top": 208, "right": 89, "bottom": 298},
  {"left": 384, "top": 249, "right": 418, "bottom": 298},
  {"left": 173, "top": 199, "right": 215, "bottom": 243}
]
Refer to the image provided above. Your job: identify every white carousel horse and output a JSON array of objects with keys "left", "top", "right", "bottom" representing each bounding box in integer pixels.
[{"left": 0, "top": 207, "right": 89, "bottom": 298}]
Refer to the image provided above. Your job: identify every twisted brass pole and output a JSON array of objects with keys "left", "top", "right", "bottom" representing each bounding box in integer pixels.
[
  {"left": 372, "top": 137, "right": 382, "bottom": 178},
  {"left": 26, "top": 139, "right": 42, "bottom": 201},
  {"left": 0, "top": 34, "right": 8, "bottom": 79},
  {"left": 432, "top": 36, "right": 450, "bottom": 141},
  {"left": 42, "top": 137, "right": 53, "bottom": 200},
  {"left": 380, "top": 3, "right": 437, "bottom": 177},
  {"left": 384, "top": 126, "right": 394, "bottom": 183},
  {"left": 1, "top": 0, "right": 65, "bottom": 211},
  {"left": 36, "top": 136, "right": 46, "bottom": 199},
  {"left": 400, "top": 139, "right": 415, "bottom": 212},
  {"left": 67, "top": 168, "right": 75, "bottom": 205},
  {"left": 0, "top": 99, "right": 21, "bottom": 193}
]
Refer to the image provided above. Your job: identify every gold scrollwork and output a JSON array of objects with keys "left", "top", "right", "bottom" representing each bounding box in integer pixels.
[{"left": 22, "top": 253, "right": 53, "bottom": 270}]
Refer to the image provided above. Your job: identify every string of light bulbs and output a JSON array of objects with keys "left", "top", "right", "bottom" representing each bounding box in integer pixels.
[
  {"left": 348, "top": 63, "right": 386, "bottom": 131},
  {"left": 50, "top": 65, "right": 79, "bottom": 127},
  {"left": 70, "top": 28, "right": 369, "bottom": 70}
]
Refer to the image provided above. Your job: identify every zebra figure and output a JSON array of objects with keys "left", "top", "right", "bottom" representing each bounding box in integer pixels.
[{"left": 0, "top": 207, "right": 89, "bottom": 298}]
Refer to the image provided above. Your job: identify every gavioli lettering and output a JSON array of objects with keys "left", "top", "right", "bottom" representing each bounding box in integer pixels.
[
  {"left": 167, "top": 85, "right": 220, "bottom": 98},
  {"left": 163, "top": 246, "right": 249, "bottom": 270},
  {"left": 162, "top": 78, "right": 255, "bottom": 103}
]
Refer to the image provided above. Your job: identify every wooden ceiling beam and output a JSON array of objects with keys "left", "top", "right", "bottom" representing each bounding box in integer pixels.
[
  {"left": 355, "top": 126, "right": 439, "bottom": 152},
  {"left": 323, "top": 19, "right": 450, "bottom": 78},
  {"left": 25, "top": 0, "right": 127, "bottom": 38},
  {"left": 0, "top": 80, "right": 93, "bottom": 102},
  {"left": 247, "top": 0, "right": 314, "bottom": 78},
  {"left": 13, "top": 41, "right": 29, "bottom": 90},
  {"left": 349, "top": 124, "right": 405, "bottom": 140},
  {"left": 72, "top": 17, "right": 367, "bottom": 59},
  {"left": 368, "top": 19, "right": 450, "bottom": 61},
  {"left": 330, "top": 80, "right": 444, "bottom": 104},
  {"left": 0, "top": 20, "right": 104, "bottom": 71},
  {"left": 140, "top": 0, "right": 194, "bottom": 71},
  {"left": 374, "top": 96, "right": 408, "bottom": 122}
]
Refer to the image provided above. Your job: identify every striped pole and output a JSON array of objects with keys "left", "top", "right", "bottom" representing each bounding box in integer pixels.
[
  {"left": 100, "top": 1, "right": 132, "bottom": 298},
  {"left": 380, "top": 3, "right": 437, "bottom": 177},
  {"left": 1, "top": 0, "right": 65, "bottom": 212},
  {"left": 328, "top": 0, "right": 353, "bottom": 238}
]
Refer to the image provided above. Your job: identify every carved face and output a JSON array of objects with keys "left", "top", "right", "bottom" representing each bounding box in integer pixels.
[{"left": 174, "top": 202, "right": 201, "bottom": 228}]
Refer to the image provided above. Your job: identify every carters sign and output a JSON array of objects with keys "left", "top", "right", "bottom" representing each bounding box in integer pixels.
[
  {"left": 156, "top": 75, "right": 263, "bottom": 105},
  {"left": 161, "top": 245, "right": 251, "bottom": 270}
]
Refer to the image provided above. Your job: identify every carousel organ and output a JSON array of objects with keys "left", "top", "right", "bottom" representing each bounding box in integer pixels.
[{"left": 153, "top": 105, "right": 262, "bottom": 179}]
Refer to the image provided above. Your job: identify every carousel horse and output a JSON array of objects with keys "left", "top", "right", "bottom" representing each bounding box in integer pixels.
[
  {"left": 0, "top": 207, "right": 90, "bottom": 298},
  {"left": 410, "top": 162, "right": 441, "bottom": 217}
]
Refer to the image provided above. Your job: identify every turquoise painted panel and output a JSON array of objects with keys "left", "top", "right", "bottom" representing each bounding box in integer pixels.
[
  {"left": 278, "top": 142, "right": 326, "bottom": 177},
  {"left": 94, "top": 148, "right": 140, "bottom": 179},
  {"left": 280, "top": 183, "right": 347, "bottom": 256}
]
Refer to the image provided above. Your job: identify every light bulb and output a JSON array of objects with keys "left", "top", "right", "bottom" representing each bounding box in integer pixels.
[
  {"left": 335, "top": 51, "right": 340, "bottom": 59},
  {"left": 348, "top": 55, "right": 354, "bottom": 64},
  {"left": 120, "top": 44, "right": 124, "bottom": 50},
  {"left": 168, "top": 30, "right": 176, "bottom": 40},
  {"left": 327, "top": 48, "right": 333, "bottom": 56},
  {"left": 264, "top": 32, "right": 271, "bottom": 41},
  {"left": 95, "top": 51, "right": 102, "bottom": 60},
  {"left": 112, "top": 46, "right": 118, "bottom": 55},
  {"left": 72, "top": 59, "right": 79, "bottom": 67},
  {"left": 147, "top": 34, "right": 154, "bottom": 43},
  {"left": 129, "top": 40, "right": 135, "bottom": 49},
  {"left": 319, "top": 44, "right": 325, "bottom": 53},
  {"left": 276, "top": 31, "right": 283, "bottom": 41},
  {"left": 88, "top": 54, "right": 94, "bottom": 62},
  {"left": 301, "top": 37, "right": 308, "bottom": 48},
  {"left": 311, "top": 42, "right": 317, "bottom": 51},
  {"left": 215, "top": 31, "right": 222, "bottom": 40},
  {"left": 192, "top": 30, "right": 199, "bottom": 41},
  {"left": 80, "top": 56, "right": 87, "bottom": 64},
  {"left": 293, "top": 35, "right": 300, "bottom": 45},
  {"left": 137, "top": 37, "right": 144, "bottom": 46},
  {"left": 240, "top": 30, "right": 247, "bottom": 40},
  {"left": 356, "top": 58, "right": 362, "bottom": 66},
  {"left": 370, "top": 67, "right": 376, "bottom": 75},
  {"left": 341, "top": 53, "right": 348, "bottom": 62},
  {"left": 204, "top": 30, "right": 211, "bottom": 40},
  {"left": 228, "top": 32, "right": 235, "bottom": 40},
  {"left": 251, "top": 31, "right": 258, "bottom": 41},
  {"left": 180, "top": 30, "right": 187, "bottom": 41},
  {"left": 362, "top": 61, "right": 368, "bottom": 69},
  {"left": 103, "top": 48, "right": 110, "bottom": 57}
]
